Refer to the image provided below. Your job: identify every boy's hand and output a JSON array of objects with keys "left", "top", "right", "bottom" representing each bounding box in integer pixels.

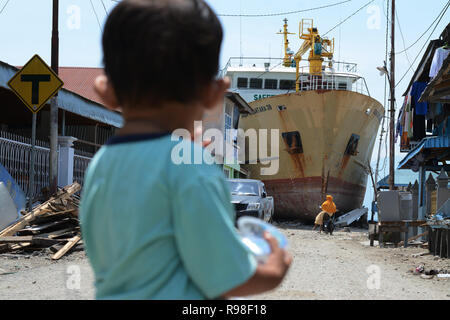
[
  {"left": 262, "top": 231, "right": 292, "bottom": 279},
  {"left": 221, "top": 231, "right": 292, "bottom": 298}
]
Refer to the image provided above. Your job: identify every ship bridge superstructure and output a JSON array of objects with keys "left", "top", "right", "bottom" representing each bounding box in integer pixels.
[
  {"left": 222, "top": 57, "right": 370, "bottom": 103},
  {"left": 221, "top": 19, "right": 370, "bottom": 103}
]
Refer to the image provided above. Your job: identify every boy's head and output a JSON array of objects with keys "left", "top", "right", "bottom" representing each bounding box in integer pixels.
[{"left": 96, "top": 0, "right": 226, "bottom": 110}]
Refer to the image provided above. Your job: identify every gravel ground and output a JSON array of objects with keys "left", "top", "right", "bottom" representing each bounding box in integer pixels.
[{"left": 0, "top": 224, "right": 449, "bottom": 300}]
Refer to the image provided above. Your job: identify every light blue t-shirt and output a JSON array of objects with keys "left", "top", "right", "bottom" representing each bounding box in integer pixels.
[{"left": 79, "top": 133, "right": 257, "bottom": 299}]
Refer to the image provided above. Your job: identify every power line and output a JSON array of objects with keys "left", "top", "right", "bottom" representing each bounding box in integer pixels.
[
  {"left": 375, "top": 0, "right": 390, "bottom": 184},
  {"left": 395, "top": 8, "right": 413, "bottom": 75},
  {"left": 0, "top": 0, "right": 10, "bottom": 16},
  {"left": 217, "top": 0, "right": 352, "bottom": 17},
  {"left": 90, "top": 0, "right": 103, "bottom": 31},
  {"left": 395, "top": 0, "right": 450, "bottom": 88},
  {"left": 395, "top": 0, "right": 450, "bottom": 55},
  {"left": 101, "top": 0, "right": 109, "bottom": 16},
  {"left": 109, "top": 0, "right": 352, "bottom": 17},
  {"left": 323, "top": 0, "right": 375, "bottom": 36}
]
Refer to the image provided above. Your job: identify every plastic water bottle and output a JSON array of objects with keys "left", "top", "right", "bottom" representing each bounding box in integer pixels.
[{"left": 237, "top": 216, "right": 288, "bottom": 264}]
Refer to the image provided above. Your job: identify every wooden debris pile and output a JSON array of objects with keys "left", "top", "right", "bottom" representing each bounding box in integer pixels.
[{"left": 0, "top": 182, "right": 82, "bottom": 260}]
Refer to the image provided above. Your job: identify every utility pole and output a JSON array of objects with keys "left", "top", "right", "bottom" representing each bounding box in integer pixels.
[
  {"left": 388, "top": 0, "right": 395, "bottom": 191},
  {"left": 50, "top": 0, "right": 59, "bottom": 194}
]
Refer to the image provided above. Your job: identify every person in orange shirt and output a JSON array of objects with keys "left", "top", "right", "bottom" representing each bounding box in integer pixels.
[{"left": 312, "top": 195, "right": 337, "bottom": 233}]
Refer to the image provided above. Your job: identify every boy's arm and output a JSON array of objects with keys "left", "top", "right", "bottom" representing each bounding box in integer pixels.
[
  {"left": 172, "top": 171, "right": 290, "bottom": 299},
  {"left": 221, "top": 232, "right": 292, "bottom": 298}
]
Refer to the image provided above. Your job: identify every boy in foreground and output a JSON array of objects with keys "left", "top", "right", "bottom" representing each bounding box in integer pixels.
[{"left": 80, "top": 0, "right": 291, "bottom": 300}]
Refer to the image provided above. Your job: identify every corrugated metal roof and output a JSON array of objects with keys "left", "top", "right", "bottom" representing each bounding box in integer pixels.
[
  {"left": 398, "top": 136, "right": 450, "bottom": 169},
  {"left": 0, "top": 60, "right": 123, "bottom": 128}
]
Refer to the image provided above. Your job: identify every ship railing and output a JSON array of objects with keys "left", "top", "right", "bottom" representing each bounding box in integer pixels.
[
  {"left": 219, "top": 57, "right": 285, "bottom": 77},
  {"left": 220, "top": 57, "right": 358, "bottom": 77},
  {"left": 295, "top": 71, "right": 371, "bottom": 97}
]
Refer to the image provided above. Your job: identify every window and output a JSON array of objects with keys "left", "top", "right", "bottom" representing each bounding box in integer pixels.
[
  {"left": 282, "top": 131, "right": 303, "bottom": 154},
  {"left": 264, "top": 79, "right": 278, "bottom": 89},
  {"left": 232, "top": 105, "right": 240, "bottom": 128},
  {"left": 261, "top": 185, "right": 267, "bottom": 197},
  {"left": 345, "top": 134, "right": 360, "bottom": 156},
  {"left": 280, "top": 80, "right": 295, "bottom": 90},
  {"left": 249, "top": 78, "right": 263, "bottom": 89},
  {"left": 237, "top": 77, "right": 248, "bottom": 88},
  {"left": 338, "top": 82, "right": 347, "bottom": 90},
  {"left": 224, "top": 113, "right": 232, "bottom": 142}
]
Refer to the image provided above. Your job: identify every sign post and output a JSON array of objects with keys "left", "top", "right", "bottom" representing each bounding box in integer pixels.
[
  {"left": 29, "top": 112, "right": 36, "bottom": 210},
  {"left": 7, "top": 54, "right": 64, "bottom": 210}
]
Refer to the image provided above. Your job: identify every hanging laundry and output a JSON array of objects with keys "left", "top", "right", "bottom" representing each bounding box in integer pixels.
[
  {"left": 413, "top": 113, "right": 426, "bottom": 141},
  {"left": 406, "top": 94, "right": 414, "bottom": 139},
  {"left": 446, "top": 117, "right": 450, "bottom": 137},
  {"left": 410, "top": 81, "right": 428, "bottom": 116},
  {"left": 429, "top": 47, "right": 450, "bottom": 79},
  {"left": 426, "top": 119, "right": 433, "bottom": 133},
  {"left": 395, "top": 104, "right": 405, "bottom": 142}
]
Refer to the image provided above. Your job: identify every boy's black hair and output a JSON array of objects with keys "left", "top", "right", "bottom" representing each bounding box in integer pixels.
[{"left": 102, "top": 0, "right": 223, "bottom": 107}]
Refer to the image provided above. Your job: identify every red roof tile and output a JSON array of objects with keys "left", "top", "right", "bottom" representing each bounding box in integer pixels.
[{"left": 57, "top": 67, "right": 104, "bottom": 105}]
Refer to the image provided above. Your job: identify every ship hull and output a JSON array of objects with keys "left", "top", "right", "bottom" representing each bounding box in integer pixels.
[
  {"left": 263, "top": 177, "right": 366, "bottom": 221},
  {"left": 240, "top": 90, "right": 383, "bottom": 222}
]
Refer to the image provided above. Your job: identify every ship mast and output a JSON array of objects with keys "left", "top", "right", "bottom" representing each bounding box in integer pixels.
[{"left": 277, "top": 18, "right": 295, "bottom": 67}]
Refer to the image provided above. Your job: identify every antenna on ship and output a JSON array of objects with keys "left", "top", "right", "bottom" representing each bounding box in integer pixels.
[
  {"left": 277, "top": 18, "right": 296, "bottom": 67},
  {"left": 239, "top": 0, "right": 243, "bottom": 66}
]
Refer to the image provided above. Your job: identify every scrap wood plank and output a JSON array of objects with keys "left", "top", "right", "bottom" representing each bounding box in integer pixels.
[
  {"left": 9, "top": 242, "right": 31, "bottom": 250},
  {"left": 52, "top": 235, "right": 81, "bottom": 260},
  {"left": 0, "top": 183, "right": 81, "bottom": 237},
  {"left": 40, "top": 208, "right": 77, "bottom": 218},
  {"left": 38, "top": 227, "right": 79, "bottom": 239},
  {"left": 398, "top": 231, "right": 428, "bottom": 247},
  {"left": 0, "top": 236, "right": 66, "bottom": 246}
]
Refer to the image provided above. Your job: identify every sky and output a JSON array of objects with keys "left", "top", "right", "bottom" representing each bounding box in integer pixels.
[{"left": 0, "top": 0, "right": 449, "bottom": 210}]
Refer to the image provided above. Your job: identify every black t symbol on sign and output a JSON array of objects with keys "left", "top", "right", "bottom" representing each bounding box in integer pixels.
[{"left": 20, "top": 74, "right": 51, "bottom": 105}]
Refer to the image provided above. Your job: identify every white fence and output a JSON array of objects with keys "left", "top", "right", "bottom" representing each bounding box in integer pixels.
[
  {"left": 73, "top": 154, "right": 91, "bottom": 186},
  {"left": 0, "top": 131, "right": 92, "bottom": 201},
  {"left": 0, "top": 132, "right": 50, "bottom": 199}
]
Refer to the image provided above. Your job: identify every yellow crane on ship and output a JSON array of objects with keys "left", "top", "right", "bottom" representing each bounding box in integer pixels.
[{"left": 278, "top": 19, "right": 335, "bottom": 91}]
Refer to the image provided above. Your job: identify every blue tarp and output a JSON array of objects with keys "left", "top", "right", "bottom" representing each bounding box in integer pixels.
[{"left": 0, "top": 163, "right": 26, "bottom": 215}]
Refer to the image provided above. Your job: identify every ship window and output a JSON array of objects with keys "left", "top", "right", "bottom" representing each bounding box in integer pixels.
[
  {"left": 338, "top": 82, "right": 347, "bottom": 90},
  {"left": 282, "top": 131, "right": 303, "bottom": 154},
  {"left": 264, "top": 79, "right": 278, "bottom": 89},
  {"left": 249, "top": 78, "right": 263, "bottom": 89},
  {"left": 345, "top": 134, "right": 360, "bottom": 156},
  {"left": 280, "top": 80, "right": 295, "bottom": 90},
  {"left": 237, "top": 77, "right": 248, "bottom": 88}
]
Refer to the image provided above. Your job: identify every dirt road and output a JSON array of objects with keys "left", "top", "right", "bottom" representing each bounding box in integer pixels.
[{"left": 0, "top": 224, "right": 449, "bottom": 300}]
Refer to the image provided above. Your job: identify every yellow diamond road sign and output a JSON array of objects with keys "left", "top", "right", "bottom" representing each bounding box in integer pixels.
[{"left": 7, "top": 54, "right": 64, "bottom": 114}]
